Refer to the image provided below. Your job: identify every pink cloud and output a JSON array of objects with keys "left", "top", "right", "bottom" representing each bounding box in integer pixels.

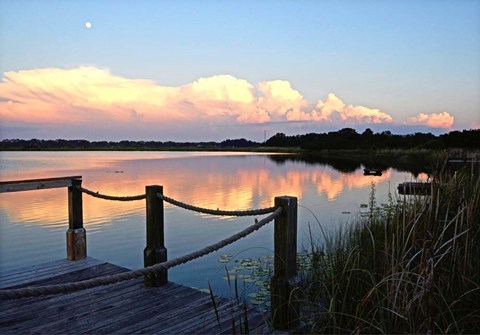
[
  {"left": 257, "top": 80, "right": 309, "bottom": 120},
  {"left": 317, "top": 94, "right": 393, "bottom": 124},
  {"left": 0, "top": 66, "right": 394, "bottom": 128},
  {"left": 286, "top": 93, "right": 393, "bottom": 124},
  {"left": 0, "top": 67, "right": 177, "bottom": 123},
  {"left": 407, "top": 112, "right": 454, "bottom": 129},
  {"left": 179, "top": 75, "right": 269, "bottom": 123}
]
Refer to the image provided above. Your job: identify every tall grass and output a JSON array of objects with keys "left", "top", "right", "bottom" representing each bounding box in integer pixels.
[{"left": 298, "top": 162, "right": 480, "bottom": 333}]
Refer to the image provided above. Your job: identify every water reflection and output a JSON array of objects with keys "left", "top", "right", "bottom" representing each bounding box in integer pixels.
[
  {"left": 1, "top": 151, "right": 428, "bottom": 296},
  {"left": 269, "top": 153, "right": 432, "bottom": 177},
  {"left": 2, "top": 153, "right": 396, "bottom": 226}
]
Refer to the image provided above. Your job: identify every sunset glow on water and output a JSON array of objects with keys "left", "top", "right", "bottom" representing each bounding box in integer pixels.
[{"left": 0, "top": 151, "right": 426, "bottom": 296}]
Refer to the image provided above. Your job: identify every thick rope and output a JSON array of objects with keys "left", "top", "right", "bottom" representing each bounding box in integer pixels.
[
  {"left": 80, "top": 187, "right": 146, "bottom": 201},
  {"left": 0, "top": 207, "right": 282, "bottom": 300},
  {"left": 158, "top": 193, "right": 278, "bottom": 216}
]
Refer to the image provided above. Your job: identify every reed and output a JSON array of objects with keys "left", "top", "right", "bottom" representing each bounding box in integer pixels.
[
  {"left": 207, "top": 266, "right": 266, "bottom": 334},
  {"left": 298, "top": 162, "right": 480, "bottom": 333}
]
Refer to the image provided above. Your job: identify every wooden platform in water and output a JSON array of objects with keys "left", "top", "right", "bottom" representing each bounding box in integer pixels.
[{"left": 0, "top": 257, "right": 270, "bottom": 334}]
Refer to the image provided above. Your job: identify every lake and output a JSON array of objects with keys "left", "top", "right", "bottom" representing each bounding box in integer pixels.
[{"left": 0, "top": 151, "right": 426, "bottom": 298}]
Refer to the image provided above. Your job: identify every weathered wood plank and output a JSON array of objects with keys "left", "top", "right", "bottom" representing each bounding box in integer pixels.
[
  {"left": 217, "top": 312, "right": 270, "bottom": 335},
  {"left": 0, "top": 280, "right": 141, "bottom": 324},
  {"left": 3, "top": 280, "right": 149, "bottom": 332},
  {"left": 0, "top": 263, "right": 134, "bottom": 321},
  {"left": 91, "top": 291, "right": 213, "bottom": 334},
  {"left": 71, "top": 285, "right": 194, "bottom": 333},
  {"left": 0, "top": 258, "right": 268, "bottom": 334},
  {"left": 0, "top": 176, "right": 81, "bottom": 193},
  {"left": 0, "top": 257, "right": 101, "bottom": 279},
  {"left": 0, "top": 263, "right": 111, "bottom": 288},
  {"left": 191, "top": 301, "right": 258, "bottom": 334},
  {"left": 212, "top": 305, "right": 269, "bottom": 334},
  {"left": 13, "top": 263, "right": 128, "bottom": 288},
  {"left": 159, "top": 299, "right": 234, "bottom": 333},
  {"left": 56, "top": 284, "right": 203, "bottom": 333},
  {"left": 0, "top": 257, "right": 105, "bottom": 288},
  {"left": 125, "top": 293, "right": 218, "bottom": 331},
  {"left": 62, "top": 292, "right": 207, "bottom": 334},
  {"left": 5, "top": 280, "right": 205, "bottom": 334}
]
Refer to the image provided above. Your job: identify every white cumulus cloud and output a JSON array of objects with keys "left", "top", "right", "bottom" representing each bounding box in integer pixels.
[
  {"left": 407, "top": 112, "right": 454, "bottom": 129},
  {"left": 0, "top": 66, "right": 398, "bottom": 130}
]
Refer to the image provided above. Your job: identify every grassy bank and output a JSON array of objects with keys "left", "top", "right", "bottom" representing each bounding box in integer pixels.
[{"left": 297, "top": 161, "right": 480, "bottom": 333}]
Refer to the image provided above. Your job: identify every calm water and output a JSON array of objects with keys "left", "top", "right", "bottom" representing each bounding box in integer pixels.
[{"left": 0, "top": 151, "right": 425, "bottom": 297}]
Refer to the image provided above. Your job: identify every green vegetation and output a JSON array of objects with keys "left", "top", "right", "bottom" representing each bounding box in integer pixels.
[
  {"left": 295, "top": 162, "right": 480, "bottom": 333},
  {"left": 0, "top": 138, "right": 262, "bottom": 151},
  {"left": 217, "top": 254, "right": 274, "bottom": 313},
  {"left": 265, "top": 128, "right": 480, "bottom": 150},
  {"left": 216, "top": 158, "right": 479, "bottom": 333},
  {"left": 1, "top": 128, "right": 479, "bottom": 152}
]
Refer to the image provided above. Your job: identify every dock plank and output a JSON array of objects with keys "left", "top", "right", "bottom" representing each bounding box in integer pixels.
[
  {"left": 0, "top": 257, "right": 105, "bottom": 288},
  {"left": 13, "top": 282, "right": 187, "bottom": 333},
  {"left": 0, "top": 258, "right": 269, "bottom": 334},
  {"left": 131, "top": 294, "right": 220, "bottom": 330},
  {"left": 62, "top": 285, "right": 207, "bottom": 334},
  {"left": 0, "top": 280, "right": 141, "bottom": 330},
  {"left": 94, "top": 292, "right": 213, "bottom": 334},
  {"left": 159, "top": 299, "right": 236, "bottom": 334}
]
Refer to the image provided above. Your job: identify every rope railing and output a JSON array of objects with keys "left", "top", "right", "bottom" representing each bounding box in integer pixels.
[
  {"left": 79, "top": 186, "right": 277, "bottom": 216},
  {"left": 79, "top": 187, "right": 146, "bottom": 201},
  {"left": 158, "top": 193, "right": 278, "bottom": 216},
  {"left": 1, "top": 177, "right": 300, "bottom": 328},
  {"left": 0, "top": 207, "right": 282, "bottom": 300}
]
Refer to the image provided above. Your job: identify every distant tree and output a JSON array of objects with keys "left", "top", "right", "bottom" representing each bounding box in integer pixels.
[
  {"left": 265, "top": 133, "right": 293, "bottom": 147},
  {"left": 220, "top": 138, "right": 258, "bottom": 147},
  {"left": 362, "top": 128, "right": 374, "bottom": 136},
  {"left": 338, "top": 128, "right": 358, "bottom": 136},
  {"left": 2, "top": 129, "right": 479, "bottom": 151},
  {"left": 440, "top": 129, "right": 480, "bottom": 148}
]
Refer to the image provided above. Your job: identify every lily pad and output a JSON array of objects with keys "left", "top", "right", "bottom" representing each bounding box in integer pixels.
[{"left": 217, "top": 254, "right": 233, "bottom": 263}]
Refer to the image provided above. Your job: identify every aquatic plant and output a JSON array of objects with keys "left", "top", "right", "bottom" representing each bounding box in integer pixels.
[
  {"left": 213, "top": 158, "right": 479, "bottom": 333},
  {"left": 297, "top": 163, "right": 480, "bottom": 333}
]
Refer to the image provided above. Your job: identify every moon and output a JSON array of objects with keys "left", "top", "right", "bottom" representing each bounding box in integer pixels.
[{"left": 85, "top": 22, "right": 92, "bottom": 29}]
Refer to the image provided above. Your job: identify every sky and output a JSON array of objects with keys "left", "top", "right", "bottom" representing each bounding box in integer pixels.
[{"left": 0, "top": 0, "right": 479, "bottom": 142}]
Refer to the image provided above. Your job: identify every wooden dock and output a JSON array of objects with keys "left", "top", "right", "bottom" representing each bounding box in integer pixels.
[
  {"left": 0, "top": 257, "right": 269, "bottom": 334},
  {"left": 1, "top": 176, "right": 301, "bottom": 331}
]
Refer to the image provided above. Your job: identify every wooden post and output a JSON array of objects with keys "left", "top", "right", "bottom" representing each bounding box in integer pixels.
[
  {"left": 66, "top": 178, "right": 86, "bottom": 260},
  {"left": 144, "top": 185, "right": 168, "bottom": 287},
  {"left": 271, "top": 196, "right": 300, "bottom": 330}
]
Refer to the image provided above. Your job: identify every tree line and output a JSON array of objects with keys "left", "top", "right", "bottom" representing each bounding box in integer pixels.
[
  {"left": 1, "top": 128, "right": 479, "bottom": 151},
  {"left": 0, "top": 138, "right": 258, "bottom": 150},
  {"left": 264, "top": 128, "right": 480, "bottom": 150}
]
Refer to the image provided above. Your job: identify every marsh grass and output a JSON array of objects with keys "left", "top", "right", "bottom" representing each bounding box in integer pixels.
[
  {"left": 207, "top": 272, "right": 252, "bottom": 334},
  {"left": 206, "top": 255, "right": 274, "bottom": 333},
  {"left": 298, "top": 162, "right": 480, "bottom": 333}
]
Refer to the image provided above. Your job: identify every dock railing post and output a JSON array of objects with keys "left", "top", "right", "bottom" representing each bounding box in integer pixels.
[
  {"left": 66, "top": 178, "right": 86, "bottom": 260},
  {"left": 144, "top": 185, "right": 168, "bottom": 287},
  {"left": 271, "top": 196, "right": 300, "bottom": 330}
]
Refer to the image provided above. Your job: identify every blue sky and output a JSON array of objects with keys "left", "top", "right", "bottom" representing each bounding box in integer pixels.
[{"left": 0, "top": 0, "right": 479, "bottom": 141}]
